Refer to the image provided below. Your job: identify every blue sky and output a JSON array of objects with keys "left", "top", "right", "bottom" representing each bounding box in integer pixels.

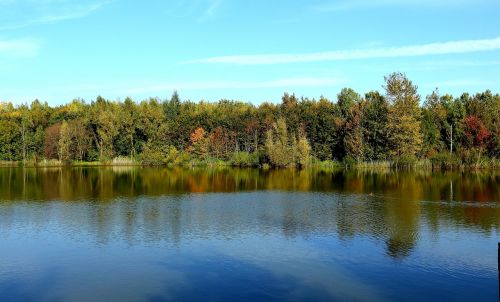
[{"left": 1, "top": 0, "right": 500, "bottom": 105}]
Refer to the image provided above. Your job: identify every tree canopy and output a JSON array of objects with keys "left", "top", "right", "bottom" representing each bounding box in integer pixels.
[{"left": 0, "top": 73, "right": 498, "bottom": 168}]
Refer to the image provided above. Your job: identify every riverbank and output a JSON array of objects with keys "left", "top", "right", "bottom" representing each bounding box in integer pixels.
[{"left": 1, "top": 158, "right": 498, "bottom": 170}]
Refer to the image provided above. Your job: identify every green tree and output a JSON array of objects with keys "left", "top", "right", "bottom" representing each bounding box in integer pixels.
[
  {"left": 18, "top": 104, "right": 32, "bottom": 163},
  {"left": 421, "top": 89, "right": 445, "bottom": 156},
  {"left": 71, "top": 119, "right": 91, "bottom": 161},
  {"left": 91, "top": 97, "right": 120, "bottom": 161},
  {"left": 121, "top": 97, "right": 138, "bottom": 158},
  {"left": 302, "top": 97, "right": 338, "bottom": 160},
  {"left": 337, "top": 88, "right": 361, "bottom": 118},
  {"left": 343, "top": 103, "right": 364, "bottom": 162},
  {"left": 362, "top": 91, "right": 389, "bottom": 160},
  {"left": 0, "top": 119, "right": 21, "bottom": 161}
]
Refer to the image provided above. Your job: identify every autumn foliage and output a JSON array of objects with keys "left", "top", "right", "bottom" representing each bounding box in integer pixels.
[
  {"left": 0, "top": 73, "right": 498, "bottom": 167},
  {"left": 464, "top": 115, "right": 490, "bottom": 148}
]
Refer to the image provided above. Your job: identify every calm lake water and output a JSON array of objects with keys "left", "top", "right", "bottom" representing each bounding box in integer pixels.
[{"left": 0, "top": 167, "right": 498, "bottom": 302}]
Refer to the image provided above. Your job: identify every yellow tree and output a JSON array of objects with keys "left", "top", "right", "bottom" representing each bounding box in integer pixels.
[
  {"left": 58, "top": 120, "right": 72, "bottom": 163},
  {"left": 296, "top": 128, "right": 311, "bottom": 167},
  {"left": 384, "top": 73, "right": 423, "bottom": 164},
  {"left": 265, "top": 119, "right": 311, "bottom": 167},
  {"left": 265, "top": 119, "right": 292, "bottom": 167}
]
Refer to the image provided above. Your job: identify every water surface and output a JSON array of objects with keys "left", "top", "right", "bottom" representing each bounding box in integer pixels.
[{"left": 0, "top": 167, "right": 499, "bottom": 301}]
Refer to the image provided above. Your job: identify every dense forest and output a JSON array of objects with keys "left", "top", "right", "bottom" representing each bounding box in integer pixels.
[{"left": 0, "top": 73, "right": 498, "bottom": 168}]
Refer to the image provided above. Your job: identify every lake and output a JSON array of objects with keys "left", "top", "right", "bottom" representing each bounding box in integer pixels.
[{"left": 0, "top": 167, "right": 498, "bottom": 301}]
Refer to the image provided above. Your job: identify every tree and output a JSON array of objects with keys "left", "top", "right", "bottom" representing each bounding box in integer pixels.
[
  {"left": 71, "top": 119, "right": 91, "bottom": 161},
  {"left": 384, "top": 73, "right": 423, "bottom": 163},
  {"left": 44, "top": 123, "right": 61, "bottom": 159},
  {"left": 464, "top": 115, "right": 490, "bottom": 149},
  {"left": 91, "top": 97, "right": 120, "bottom": 161},
  {"left": 138, "top": 98, "right": 168, "bottom": 145},
  {"left": 58, "top": 121, "right": 72, "bottom": 163},
  {"left": 280, "top": 93, "right": 300, "bottom": 134},
  {"left": 343, "top": 103, "right": 364, "bottom": 162},
  {"left": 121, "top": 97, "right": 138, "bottom": 158},
  {"left": 189, "top": 127, "right": 209, "bottom": 159},
  {"left": 302, "top": 97, "right": 338, "bottom": 160},
  {"left": 362, "top": 91, "right": 389, "bottom": 160},
  {"left": 296, "top": 128, "right": 311, "bottom": 167},
  {"left": 209, "top": 127, "right": 236, "bottom": 159},
  {"left": 19, "top": 104, "right": 32, "bottom": 163},
  {"left": 0, "top": 74, "right": 497, "bottom": 168},
  {"left": 266, "top": 119, "right": 292, "bottom": 167},
  {"left": 265, "top": 118, "right": 311, "bottom": 167},
  {"left": 421, "top": 89, "right": 445, "bottom": 156},
  {"left": 0, "top": 119, "right": 21, "bottom": 161},
  {"left": 337, "top": 88, "right": 361, "bottom": 118}
]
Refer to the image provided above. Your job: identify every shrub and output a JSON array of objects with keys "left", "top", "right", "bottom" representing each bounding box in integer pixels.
[
  {"left": 430, "top": 153, "right": 461, "bottom": 169},
  {"left": 343, "top": 155, "right": 357, "bottom": 167},
  {"left": 230, "top": 151, "right": 259, "bottom": 167}
]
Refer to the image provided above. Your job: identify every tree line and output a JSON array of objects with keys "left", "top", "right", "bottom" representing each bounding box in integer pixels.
[{"left": 0, "top": 73, "right": 498, "bottom": 168}]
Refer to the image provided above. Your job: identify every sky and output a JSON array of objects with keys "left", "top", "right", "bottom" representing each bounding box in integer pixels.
[{"left": 1, "top": 0, "right": 500, "bottom": 105}]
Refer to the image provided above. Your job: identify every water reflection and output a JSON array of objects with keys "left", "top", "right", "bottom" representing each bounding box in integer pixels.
[
  {"left": 0, "top": 167, "right": 498, "bottom": 301},
  {"left": 1, "top": 168, "right": 498, "bottom": 253},
  {"left": 0, "top": 167, "right": 499, "bottom": 202}
]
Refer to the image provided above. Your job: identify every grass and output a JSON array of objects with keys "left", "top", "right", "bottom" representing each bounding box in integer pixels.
[
  {"left": 0, "top": 160, "right": 18, "bottom": 167},
  {"left": 0, "top": 157, "right": 497, "bottom": 170}
]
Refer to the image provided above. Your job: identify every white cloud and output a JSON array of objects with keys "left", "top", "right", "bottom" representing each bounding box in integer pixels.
[
  {"left": 0, "top": 38, "right": 39, "bottom": 56},
  {"left": 0, "top": 0, "right": 112, "bottom": 30},
  {"left": 187, "top": 36, "right": 500, "bottom": 65}
]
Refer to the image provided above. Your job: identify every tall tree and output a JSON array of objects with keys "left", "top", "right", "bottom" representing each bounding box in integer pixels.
[
  {"left": 421, "top": 89, "right": 446, "bottom": 156},
  {"left": 362, "top": 91, "right": 389, "bottom": 160},
  {"left": 58, "top": 121, "right": 72, "bottom": 163},
  {"left": 0, "top": 119, "right": 21, "bottom": 161},
  {"left": 189, "top": 127, "right": 209, "bottom": 159},
  {"left": 266, "top": 119, "right": 293, "bottom": 167},
  {"left": 296, "top": 128, "right": 311, "bottom": 167},
  {"left": 71, "top": 119, "right": 91, "bottom": 161},
  {"left": 343, "top": 103, "right": 364, "bottom": 162},
  {"left": 121, "top": 97, "right": 138, "bottom": 158},
  {"left": 384, "top": 72, "right": 423, "bottom": 163},
  {"left": 91, "top": 97, "right": 120, "bottom": 161}
]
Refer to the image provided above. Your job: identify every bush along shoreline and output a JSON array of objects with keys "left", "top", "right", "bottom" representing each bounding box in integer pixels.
[{"left": 0, "top": 73, "right": 498, "bottom": 170}]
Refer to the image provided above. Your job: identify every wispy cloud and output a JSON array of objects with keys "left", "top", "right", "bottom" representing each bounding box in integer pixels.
[
  {"left": 115, "top": 77, "right": 345, "bottom": 94},
  {"left": 2, "top": 77, "right": 345, "bottom": 103},
  {"left": 0, "top": 38, "right": 39, "bottom": 57},
  {"left": 198, "top": 0, "right": 223, "bottom": 22},
  {"left": 164, "top": 0, "right": 224, "bottom": 22},
  {"left": 312, "top": 0, "right": 495, "bottom": 11},
  {"left": 187, "top": 36, "right": 500, "bottom": 65},
  {"left": 0, "top": 0, "right": 112, "bottom": 31},
  {"left": 421, "top": 79, "right": 497, "bottom": 89}
]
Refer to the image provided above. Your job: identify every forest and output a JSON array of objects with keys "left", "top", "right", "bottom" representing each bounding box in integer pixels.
[{"left": 0, "top": 73, "right": 498, "bottom": 168}]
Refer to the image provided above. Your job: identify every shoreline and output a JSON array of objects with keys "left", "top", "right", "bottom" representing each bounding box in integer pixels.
[{"left": 1, "top": 160, "right": 498, "bottom": 171}]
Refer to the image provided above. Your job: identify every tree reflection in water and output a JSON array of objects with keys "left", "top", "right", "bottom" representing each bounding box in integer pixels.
[{"left": 0, "top": 167, "right": 498, "bottom": 259}]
